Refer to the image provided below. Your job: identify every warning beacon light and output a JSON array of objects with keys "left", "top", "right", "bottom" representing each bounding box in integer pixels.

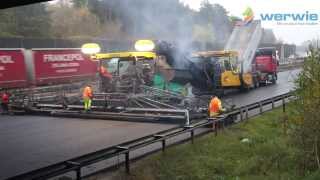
[
  {"left": 134, "top": 40, "right": 155, "bottom": 52},
  {"left": 81, "top": 43, "right": 101, "bottom": 55}
]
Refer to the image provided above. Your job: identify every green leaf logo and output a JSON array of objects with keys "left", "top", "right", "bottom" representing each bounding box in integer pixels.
[{"left": 243, "top": 7, "right": 254, "bottom": 23}]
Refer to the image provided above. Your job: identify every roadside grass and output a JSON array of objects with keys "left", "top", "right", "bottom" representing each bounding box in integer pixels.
[{"left": 103, "top": 105, "right": 316, "bottom": 180}]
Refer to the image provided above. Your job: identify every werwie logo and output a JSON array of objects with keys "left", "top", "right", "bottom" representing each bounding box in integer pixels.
[{"left": 260, "top": 11, "right": 319, "bottom": 25}]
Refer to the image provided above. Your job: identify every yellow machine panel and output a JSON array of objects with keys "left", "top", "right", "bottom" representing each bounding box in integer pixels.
[
  {"left": 92, "top": 51, "right": 156, "bottom": 60},
  {"left": 221, "top": 71, "right": 241, "bottom": 87}
]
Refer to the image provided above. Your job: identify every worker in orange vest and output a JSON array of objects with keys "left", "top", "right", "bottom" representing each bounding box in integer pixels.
[
  {"left": 99, "top": 66, "right": 112, "bottom": 92},
  {"left": 83, "top": 84, "right": 93, "bottom": 112},
  {"left": 209, "top": 96, "right": 225, "bottom": 117}
]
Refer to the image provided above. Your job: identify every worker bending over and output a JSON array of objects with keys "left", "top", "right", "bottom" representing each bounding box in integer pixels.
[
  {"left": 83, "top": 85, "right": 93, "bottom": 112},
  {"left": 209, "top": 96, "right": 225, "bottom": 117}
]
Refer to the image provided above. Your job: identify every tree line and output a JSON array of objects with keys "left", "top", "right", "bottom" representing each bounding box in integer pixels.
[
  {"left": 0, "top": 0, "right": 277, "bottom": 49},
  {"left": 0, "top": 0, "right": 234, "bottom": 46}
]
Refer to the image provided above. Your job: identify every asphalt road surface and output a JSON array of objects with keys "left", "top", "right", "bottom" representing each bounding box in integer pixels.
[
  {"left": 224, "top": 69, "right": 300, "bottom": 106},
  {"left": 0, "top": 69, "right": 301, "bottom": 179}
]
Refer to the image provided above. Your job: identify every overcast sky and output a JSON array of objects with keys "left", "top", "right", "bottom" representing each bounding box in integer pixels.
[{"left": 180, "top": 0, "right": 320, "bottom": 45}]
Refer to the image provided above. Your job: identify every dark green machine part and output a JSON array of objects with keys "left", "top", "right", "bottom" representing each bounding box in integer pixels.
[{"left": 152, "top": 74, "right": 184, "bottom": 94}]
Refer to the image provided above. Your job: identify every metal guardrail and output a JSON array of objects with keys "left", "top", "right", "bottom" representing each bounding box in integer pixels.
[
  {"left": 8, "top": 91, "right": 294, "bottom": 180},
  {"left": 278, "top": 58, "right": 304, "bottom": 65}
]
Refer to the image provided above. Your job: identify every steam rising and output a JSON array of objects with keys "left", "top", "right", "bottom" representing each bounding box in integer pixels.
[{"left": 101, "top": 0, "right": 232, "bottom": 69}]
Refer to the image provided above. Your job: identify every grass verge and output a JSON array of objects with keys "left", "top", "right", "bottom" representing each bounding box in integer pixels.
[{"left": 91, "top": 105, "right": 320, "bottom": 180}]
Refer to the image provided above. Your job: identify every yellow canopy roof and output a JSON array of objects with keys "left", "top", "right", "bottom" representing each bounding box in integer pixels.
[{"left": 92, "top": 51, "right": 156, "bottom": 60}]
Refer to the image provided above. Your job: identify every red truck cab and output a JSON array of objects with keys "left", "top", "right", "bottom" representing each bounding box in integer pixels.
[{"left": 253, "top": 47, "right": 278, "bottom": 85}]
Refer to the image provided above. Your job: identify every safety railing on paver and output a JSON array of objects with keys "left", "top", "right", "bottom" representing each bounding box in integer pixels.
[{"left": 8, "top": 91, "right": 294, "bottom": 180}]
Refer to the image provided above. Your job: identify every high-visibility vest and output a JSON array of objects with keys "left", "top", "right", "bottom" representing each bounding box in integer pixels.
[
  {"left": 209, "top": 97, "right": 222, "bottom": 113},
  {"left": 83, "top": 86, "right": 93, "bottom": 99}
]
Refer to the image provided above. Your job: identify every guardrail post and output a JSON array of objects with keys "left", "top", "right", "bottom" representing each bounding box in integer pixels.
[
  {"left": 66, "top": 161, "right": 81, "bottom": 180},
  {"left": 271, "top": 99, "right": 275, "bottom": 109},
  {"left": 162, "top": 139, "right": 166, "bottom": 152},
  {"left": 185, "top": 125, "right": 195, "bottom": 144},
  {"left": 125, "top": 152, "right": 130, "bottom": 174},
  {"left": 259, "top": 102, "right": 263, "bottom": 114},
  {"left": 76, "top": 167, "right": 81, "bottom": 180},
  {"left": 214, "top": 121, "right": 218, "bottom": 136},
  {"left": 240, "top": 108, "right": 243, "bottom": 121},
  {"left": 185, "top": 110, "right": 190, "bottom": 126},
  {"left": 245, "top": 107, "right": 249, "bottom": 120},
  {"left": 191, "top": 130, "right": 194, "bottom": 144},
  {"left": 282, "top": 97, "right": 286, "bottom": 113},
  {"left": 116, "top": 146, "right": 130, "bottom": 174}
]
